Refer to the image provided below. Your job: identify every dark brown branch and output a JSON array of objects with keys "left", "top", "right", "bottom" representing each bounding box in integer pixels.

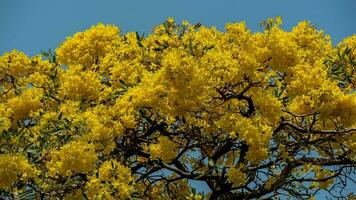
[
  {"left": 275, "top": 121, "right": 356, "bottom": 135},
  {"left": 211, "top": 140, "right": 233, "bottom": 163}
]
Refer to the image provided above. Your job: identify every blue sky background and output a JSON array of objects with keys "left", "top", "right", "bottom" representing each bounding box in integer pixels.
[
  {"left": 1, "top": 0, "right": 356, "bottom": 56},
  {"left": 1, "top": 0, "right": 355, "bottom": 198}
]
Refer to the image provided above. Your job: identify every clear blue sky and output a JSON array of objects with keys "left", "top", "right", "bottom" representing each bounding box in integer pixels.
[
  {"left": 1, "top": 0, "right": 355, "bottom": 198},
  {"left": 1, "top": 0, "right": 356, "bottom": 56}
]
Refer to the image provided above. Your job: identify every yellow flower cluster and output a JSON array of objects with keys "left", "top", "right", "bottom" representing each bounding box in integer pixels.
[
  {"left": 216, "top": 114, "right": 273, "bottom": 163},
  {"left": 46, "top": 140, "right": 97, "bottom": 177},
  {"left": 7, "top": 88, "right": 43, "bottom": 121},
  {"left": 148, "top": 136, "right": 179, "bottom": 163},
  {"left": 86, "top": 160, "right": 134, "bottom": 199},
  {"left": 267, "top": 26, "right": 299, "bottom": 72},
  {"left": 0, "top": 154, "right": 35, "bottom": 190},
  {"left": 227, "top": 165, "right": 247, "bottom": 187},
  {"left": 56, "top": 23, "right": 120, "bottom": 68},
  {"left": 58, "top": 65, "right": 102, "bottom": 101},
  {"left": 0, "top": 50, "right": 33, "bottom": 78},
  {"left": 287, "top": 60, "right": 356, "bottom": 127},
  {"left": 0, "top": 104, "right": 11, "bottom": 131}
]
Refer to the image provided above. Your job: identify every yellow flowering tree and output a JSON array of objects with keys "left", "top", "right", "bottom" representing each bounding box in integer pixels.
[{"left": 0, "top": 17, "right": 355, "bottom": 199}]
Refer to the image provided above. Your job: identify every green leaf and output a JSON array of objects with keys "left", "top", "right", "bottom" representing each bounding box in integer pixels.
[
  {"left": 119, "top": 79, "right": 128, "bottom": 90},
  {"left": 40, "top": 50, "right": 49, "bottom": 57},
  {"left": 52, "top": 54, "right": 56, "bottom": 63}
]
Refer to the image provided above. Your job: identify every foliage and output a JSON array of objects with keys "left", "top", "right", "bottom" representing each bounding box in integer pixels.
[{"left": 0, "top": 17, "right": 355, "bottom": 199}]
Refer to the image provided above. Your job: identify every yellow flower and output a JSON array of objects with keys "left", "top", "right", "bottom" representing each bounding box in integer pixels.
[
  {"left": 56, "top": 23, "right": 120, "bottom": 68},
  {"left": 227, "top": 165, "right": 247, "bottom": 187},
  {"left": 148, "top": 136, "right": 179, "bottom": 162},
  {"left": 0, "top": 50, "right": 32, "bottom": 78},
  {"left": 59, "top": 65, "right": 102, "bottom": 101},
  {"left": 7, "top": 88, "right": 43, "bottom": 121},
  {"left": 86, "top": 160, "right": 134, "bottom": 199},
  {"left": 0, "top": 154, "right": 36, "bottom": 190},
  {"left": 46, "top": 140, "right": 97, "bottom": 177}
]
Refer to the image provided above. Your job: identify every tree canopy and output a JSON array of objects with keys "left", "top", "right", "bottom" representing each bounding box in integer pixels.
[{"left": 0, "top": 17, "right": 355, "bottom": 199}]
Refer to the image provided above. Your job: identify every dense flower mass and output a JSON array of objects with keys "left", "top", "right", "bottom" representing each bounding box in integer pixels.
[
  {"left": 0, "top": 154, "right": 36, "bottom": 190},
  {"left": 0, "top": 18, "right": 355, "bottom": 199}
]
